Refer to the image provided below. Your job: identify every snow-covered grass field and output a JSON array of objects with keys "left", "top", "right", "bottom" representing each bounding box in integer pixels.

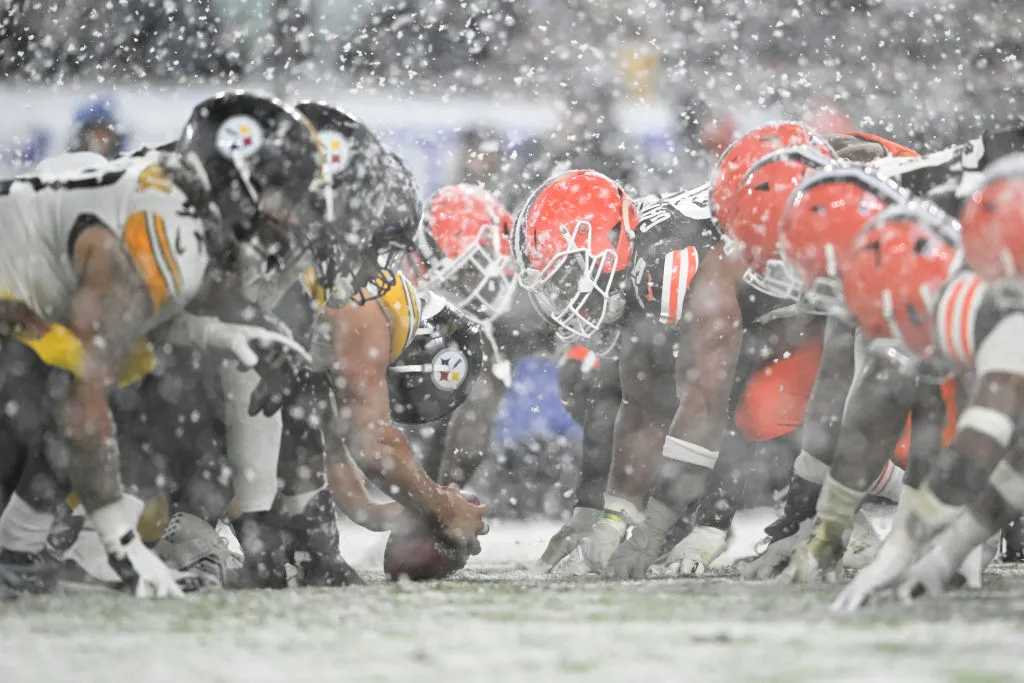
[{"left": 4, "top": 510, "right": 1024, "bottom": 683}]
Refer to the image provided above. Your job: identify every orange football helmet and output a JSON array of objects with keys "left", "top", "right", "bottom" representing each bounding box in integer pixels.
[
  {"left": 415, "top": 184, "right": 514, "bottom": 323},
  {"left": 511, "top": 169, "right": 638, "bottom": 339},
  {"left": 727, "top": 145, "right": 834, "bottom": 300},
  {"left": 843, "top": 202, "right": 961, "bottom": 356},
  {"left": 779, "top": 165, "right": 910, "bottom": 314},
  {"left": 709, "top": 121, "right": 832, "bottom": 230},
  {"left": 959, "top": 154, "right": 1024, "bottom": 281}
]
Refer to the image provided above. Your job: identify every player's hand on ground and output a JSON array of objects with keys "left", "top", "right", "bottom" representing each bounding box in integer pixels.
[
  {"left": 737, "top": 516, "right": 815, "bottom": 581},
  {"left": 537, "top": 506, "right": 600, "bottom": 572},
  {"left": 895, "top": 542, "right": 960, "bottom": 604},
  {"left": 434, "top": 485, "right": 488, "bottom": 555},
  {"left": 557, "top": 517, "right": 625, "bottom": 576},
  {"left": 650, "top": 525, "right": 727, "bottom": 577},
  {"left": 605, "top": 498, "right": 678, "bottom": 579},
  {"left": 107, "top": 531, "right": 185, "bottom": 599},
  {"left": 604, "top": 522, "right": 659, "bottom": 579},
  {"left": 831, "top": 529, "right": 919, "bottom": 612},
  {"left": 780, "top": 529, "right": 843, "bottom": 584}
]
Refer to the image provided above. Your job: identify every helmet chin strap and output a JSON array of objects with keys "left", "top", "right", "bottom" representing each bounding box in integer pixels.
[{"left": 230, "top": 150, "right": 261, "bottom": 209}]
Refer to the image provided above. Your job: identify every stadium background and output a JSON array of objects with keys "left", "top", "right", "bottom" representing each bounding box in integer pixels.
[{"left": 2, "top": 0, "right": 1023, "bottom": 515}]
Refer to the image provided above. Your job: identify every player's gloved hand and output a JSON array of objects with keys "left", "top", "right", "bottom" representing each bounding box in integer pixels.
[
  {"left": 896, "top": 542, "right": 959, "bottom": 603},
  {"left": 897, "top": 510, "right": 996, "bottom": 603},
  {"left": 163, "top": 313, "right": 311, "bottom": 371},
  {"left": 433, "top": 485, "right": 488, "bottom": 556},
  {"left": 780, "top": 518, "right": 848, "bottom": 584},
  {"left": 831, "top": 487, "right": 959, "bottom": 612},
  {"left": 605, "top": 498, "right": 679, "bottom": 580},
  {"left": 247, "top": 356, "right": 319, "bottom": 418},
  {"left": 841, "top": 509, "right": 884, "bottom": 571},
  {"left": 737, "top": 517, "right": 814, "bottom": 580},
  {"left": 537, "top": 506, "right": 601, "bottom": 573},
  {"left": 92, "top": 501, "right": 184, "bottom": 599},
  {"left": 557, "top": 517, "right": 626, "bottom": 576},
  {"left": 650, "top": 525, "right": 727, "bottom": 577}
]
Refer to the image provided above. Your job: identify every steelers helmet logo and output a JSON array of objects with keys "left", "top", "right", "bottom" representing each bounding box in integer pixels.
[
  {"left": 215, "top": 114, "right": 265, "bottom": 160},
  {"left": 318, "top": 129, "right": 353, "bottom": 175},
  {"left": 430, "top": 347, "right": 468, "bottom": 391}
]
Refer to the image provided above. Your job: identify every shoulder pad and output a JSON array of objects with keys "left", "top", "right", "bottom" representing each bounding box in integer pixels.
[
  {"left": 377, "top": 271, "right": 422, "bottom": 361},
  {"left": 122, "top": 192, "right": 210, "bottom": 317},
  {"left": 934, "top": 271, "right": 987, "bottom": 366},
  {"left": 658, "top": 183, "right": 711, "bottom": 221}
]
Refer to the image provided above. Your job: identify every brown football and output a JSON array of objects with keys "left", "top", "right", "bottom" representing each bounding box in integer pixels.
[{"left": 382, "top": 492, "right": 480, "bottom": 581}]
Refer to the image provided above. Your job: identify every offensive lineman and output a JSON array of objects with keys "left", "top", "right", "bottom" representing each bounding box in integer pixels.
[{"left": 0, "top": 90, "right": 327, "bottom": 597}]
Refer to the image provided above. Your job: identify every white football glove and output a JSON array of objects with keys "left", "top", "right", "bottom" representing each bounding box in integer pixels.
[
  {"left": 92, "top": 501, "right": 184, "bottom": 599},
  {"left": 841, "top": 509, "right": 883, "bottom": 570},
  {"left": 537, "top": 507, "right": 600, "bottom": 573},
  {"left": 162, "top": 313, "right": 312, "bottom": 370},
  {"left": 737, "top": 517, "right": 815, "bottom": 580},
  {"left": 782, "top": 510, "right": 878, "bottom": 583},
  {"left": 897, "top": 513, "right": 999, "bottom": 602},
  {"left": 831, "top": 487, "right": 959, "bottom": 612},
  {"left": 605, "top": 498, "right": 679, "bottom": 580},
  {"left": 650, "top": 525, "right": 727, "bottom": 577},
  {"left": 556, "top": 517, "right": 625, "bottom": 576}
]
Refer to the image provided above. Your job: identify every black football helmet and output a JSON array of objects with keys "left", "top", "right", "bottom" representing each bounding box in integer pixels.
[
  {"left": 388, "top": 294, "right": 486, "bottom": 424},
  {"left": 176, "top": 90, "right": 328, "bottom": 279},
  {"left": 295, "top": 101, "right": 422, "bottom": 306}
]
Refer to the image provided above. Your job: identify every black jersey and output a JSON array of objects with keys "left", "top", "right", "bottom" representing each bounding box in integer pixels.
[{"left": 625, "top": 184, "right": 721, "bottom": 326}]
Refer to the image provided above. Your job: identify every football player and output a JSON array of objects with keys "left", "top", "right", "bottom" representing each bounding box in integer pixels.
[
  {"left": 0, "top": 90, "right": 327, "bottom": 597},
  {"left": 721, "top": 152, "right": 935, "bottom": 580},
  {"left": 510, "top": 125, "right": 832, "bottom": 577},
  {"left": 834, "top": 156, "right": 1024, "bottom": 608},
  {"left": 236, "top": 105, "right": 488, "bottom": 586},
  {"left": 732, "top": 131, "right": 1024, "bottom": 580},
  {"left": 408, "top": 183, "right": 516, "bottom": 484}
]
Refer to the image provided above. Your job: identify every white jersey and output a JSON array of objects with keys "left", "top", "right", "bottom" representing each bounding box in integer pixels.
[{"left": 0, "top": 154, "right": 210, "bottom": 330}]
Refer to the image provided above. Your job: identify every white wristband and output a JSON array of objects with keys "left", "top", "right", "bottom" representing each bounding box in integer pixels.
[
  {"left": 90, "top": 499, "right": 135, "bottom": 551},
  {"left": 662, "top": 436, "right": 719, "bottom": 469},
  {"left": 793, "top": 450, "right": 830, "bottom": 485}
]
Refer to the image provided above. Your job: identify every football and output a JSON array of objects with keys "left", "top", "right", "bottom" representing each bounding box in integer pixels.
[{"left": 382, "top": 493, "right": 480, "bottom": 581}]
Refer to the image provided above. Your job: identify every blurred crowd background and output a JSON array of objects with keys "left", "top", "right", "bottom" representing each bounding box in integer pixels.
[
  {"left": 5, "top": 0, "right": 1024, "bottom": 204},
  {"left": 3, "top": 0, "right": 1024, "bottom": 516}
]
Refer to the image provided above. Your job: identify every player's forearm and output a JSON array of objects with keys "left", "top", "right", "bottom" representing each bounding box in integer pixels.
[
  {"left": 799, "top": 320, "right": 857, "bottom": 466},
  {"left": 62, "top": 381, "right": 123, "bottom": 512},
  {"left": 352, "top": 422, "right": 446, "bottom": 516},
  {"left": 607, "top": 403, "right": 668, "bottom": 504},
  {"left": 927, "top": 374, "right": 1021, "bottom": 506},
  {"left": 326, "top": 459, "right": 405, "bottom": 531}
]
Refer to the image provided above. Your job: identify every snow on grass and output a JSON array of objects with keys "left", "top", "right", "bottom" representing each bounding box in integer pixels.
[{"left": 3, "top": 510, "right": 1024, "bottom": 683}]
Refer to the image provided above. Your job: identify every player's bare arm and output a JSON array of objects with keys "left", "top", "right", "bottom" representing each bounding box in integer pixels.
[
  {"left": 666, "top": 242, "right": 745, "bottom": 451},
  {"left": 63, "top": 224, "right": 154, "bottom": 512},
  {"left": 325, "top": 444, "right": 406, "bottom": 532},
  {"left": 321, "top": 300, "right": 486, "bottom": 549}
]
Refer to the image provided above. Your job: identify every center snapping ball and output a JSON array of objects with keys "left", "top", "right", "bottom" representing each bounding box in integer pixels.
[{"left": 383, "top": 493, "right": 481, "bottom": 581}]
